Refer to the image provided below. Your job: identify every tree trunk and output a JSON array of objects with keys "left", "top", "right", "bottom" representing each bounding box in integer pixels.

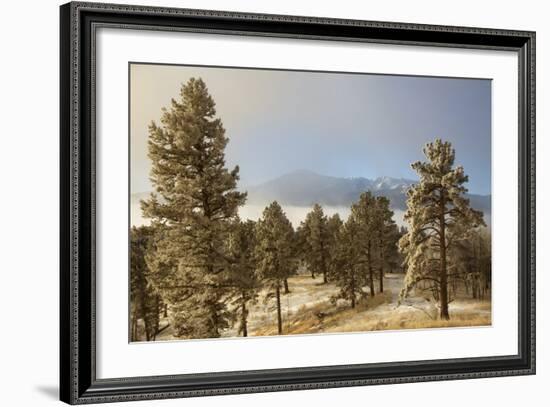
[
  {"left": 163, "top": 303, "right": 168, "bottom": 318},
  {"left": 131, "top": 310, "right": 138, "bottom": 341},
  {"left": 379, "top": 266, "right": 384, "bottom": 293},
  {"left": 241, "top": 296, "right": 248, "bottom": 337},
  {"left": 137, "top": 277, "right": 150, "bottom": 340},
  {"left": 378, "top": 235, "right": 384, "bottom": 293},
  {"left": 283, "top": 278, "right": 290, "bottom": 294},
  {"left": 368, "top": 240, "right": 375, "bottom": 297},
  {"left": 207, "top": 294, "right": 222, "bottom": 338},
  {"left": 321, "top": 241, "right": 328, "bottom": 283},
  {"left": 276, "top": 284, "right": 283, "bottom": 334},
  {"left": 144, "top": 321, "right": 151, "bottom": 342},
  {"left": 350, "top": 270, "right": 356, "bottom": 309},
  {"left": 439, "top": 194, "right": 450, "bottom": 320},
  {"left": 152, "top": 295, "right": 160, "bottom": 341},
  {"left": 451, "top": 278, "right": 456, "bottom": 298}
]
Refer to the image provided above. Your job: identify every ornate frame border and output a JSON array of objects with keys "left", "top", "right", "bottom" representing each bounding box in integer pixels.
[{"left": 60, "top": 2, "right": 536, "bottom": 404}]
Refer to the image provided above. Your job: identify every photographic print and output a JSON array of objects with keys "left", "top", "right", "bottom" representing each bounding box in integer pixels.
[{"left": 129, "top": 63, "right": 492, "bottom": 342}]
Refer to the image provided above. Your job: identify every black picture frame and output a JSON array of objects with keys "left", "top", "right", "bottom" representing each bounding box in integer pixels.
[{"left": 60, "top": 2, "right": 536, "bottom": 404}]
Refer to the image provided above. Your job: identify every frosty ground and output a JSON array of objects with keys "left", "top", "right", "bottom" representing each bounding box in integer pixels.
[{"left": 156, "top": 273, "right": 491, "bottom": 340}]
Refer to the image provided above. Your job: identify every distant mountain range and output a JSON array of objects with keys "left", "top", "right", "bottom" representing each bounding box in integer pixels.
[
  {"left": 245, "top": 170, "right": 491, "bottom": 213},
  {"left": 132, "top": 169, "right": 491, "bottom": 215}
]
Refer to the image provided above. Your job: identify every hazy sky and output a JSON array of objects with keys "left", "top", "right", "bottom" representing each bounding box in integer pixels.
[{"left": 130, "top": 63, "right": 491, "bottom": 195}]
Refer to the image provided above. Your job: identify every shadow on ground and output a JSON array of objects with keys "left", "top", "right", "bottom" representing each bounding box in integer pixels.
[{"left": 35, "top": 385, "right": 58, "bottom": 400}]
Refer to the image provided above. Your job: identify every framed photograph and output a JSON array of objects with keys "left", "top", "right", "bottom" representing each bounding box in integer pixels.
[{"left": 60, "top": 2, "right": 535, "bottom": 404}]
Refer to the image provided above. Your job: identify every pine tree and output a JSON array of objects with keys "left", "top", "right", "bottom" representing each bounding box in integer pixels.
[
  {"left": 130, "top": 225, "right": 161, "bottom": 341},
  {"left": 295, "top": 221, "right": 313, "bottom": 279},
  {"left": 254, "top": 201, "right": 296, "bottom": 334},
  {"left": 399, "top": 139, "right": 485, "bottom": 319},
  {"left": 226, "top": 219, "right": 259, "bottom": 337},
  {"left": 477, "top": 228, "right": 492, "bottom": 298},
  {"left": 397, "top": 226, "right": 408, "bottom": 273},
  {"left": 301, "top": 204, "right": 331, "bottom": 283},
  {"left": 331, "top": 217, "right": 366, "bottom": 308},
  {"left": 141, "top": 77, "right": 246, "bottom": 338},
  {"left": 326, "top": 213, "right": 344, "bottom": 281},
  {"left": 383, "top": 222, "right": 401, "bottom": 274},
  {"left": 350, "top": 192, "right": 379, "bottom": 297},
  {"left": 448, "top": 227, "right": 491, "bottom": 300},
  {"left": 374, "top": 196, "right": 398, "bottom": 293}
]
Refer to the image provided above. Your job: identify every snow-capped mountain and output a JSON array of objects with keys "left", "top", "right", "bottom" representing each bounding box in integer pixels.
[
  {"left": 131, "top": 169, "right": 491, "bottom": 221},
  {"left": 244, "top": 169, "right": 490, "bottom": 213},
  {"left": 370, "top": 175, "right": 414, "bottom": 192}
]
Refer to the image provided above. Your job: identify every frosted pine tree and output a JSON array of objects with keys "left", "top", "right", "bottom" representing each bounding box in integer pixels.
[
  {"left": 326, "top": 213, "right": 344, "bottom": 282},
  {"left": 302, "top": 204, "right": 331, "bottom": 283},
  {"left": 226, "top": 219, "right": 259, "bottom": 337},
  {"left": 130, "top": 225, "right": 161, "bottom": 341},
  {"left": 141, "top": 78, "right": 246, "bottom": 338},
  {"left": 350, "top": 192, "right": 379, "bottom": 297},
  {"left": 445, "top": 225, "right": 491, "bottom": 301},
  {"left": 254, "top": 201, "right": 296, "bottom": 334},
  {"left": 331, "top": 216, "right": 367, "bottom": 308},
  {"left": 399, "top": 139, "right": 485, "bottom": 319},
  {"left": 295, "top": 221, "right": 313, "bottom": 279},
  {"left": 374, "top": 196, "right": 398, "bottom": 293}
]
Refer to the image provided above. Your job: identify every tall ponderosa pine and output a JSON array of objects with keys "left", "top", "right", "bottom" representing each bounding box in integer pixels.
[
  {"left": 226, "top": 219, "right": 259, "bottom": 337},
  {"left": 142, "top": 78, "right": 246, "bottom": 338},
  {"left": 326, "top": 213, "right": 344, "bottom": 281},
  {"left": 254, "top": 201, "right": 296, "bottom": 334},
  {"left": 399, "top": 139, "right": 485, "bottom": 319},
  {"left": 331, "top": 217, "right": 366, "bottom": 308},
  {"left": 295, "top": 222, "right": 313, "bottom": 279},
  {"left": 301, "top": 204, "right": 331, "bottom": 283},
  {"left": 374, "top": 196, "right": 398, "bottom": 293},
  {"left": 350, "top": 192, "right": 379, "bottom": 297},
  {"left": 130, "top": 226, "right": 161, "bottom": 341}
]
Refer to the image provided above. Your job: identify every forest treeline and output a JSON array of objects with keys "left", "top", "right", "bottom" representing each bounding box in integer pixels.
[{"left": 130, "top": 78, "right": 491, "bottom": 341}]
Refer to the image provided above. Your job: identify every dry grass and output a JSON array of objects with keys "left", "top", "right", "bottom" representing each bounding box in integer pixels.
[
  {"left": 329, "top": 306, "right": 491, "bottom": 333},
  {"left": 250, "top": 286, "right": 491, "bottom": 337},
  {"left": 154, "top": 273, "right": 492, "bottom": 340},
  {"left": 325, "top": 294, "right": 490, "bottom": 334}
]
